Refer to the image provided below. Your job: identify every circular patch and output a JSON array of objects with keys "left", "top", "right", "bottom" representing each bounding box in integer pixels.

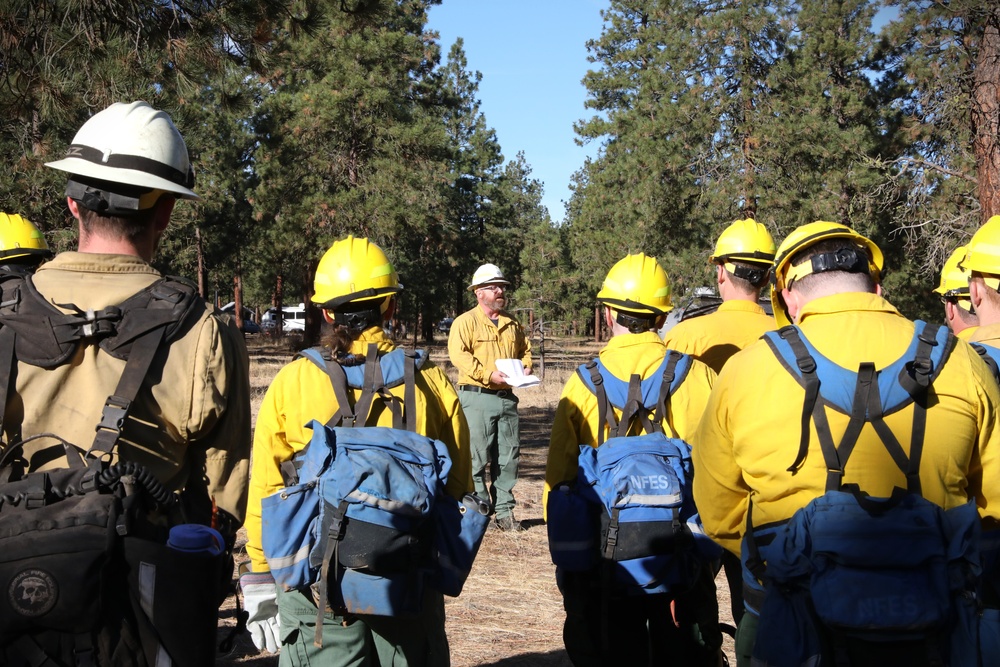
[{"left": 8, "top": 569, "right": 58, "bottom": 618}]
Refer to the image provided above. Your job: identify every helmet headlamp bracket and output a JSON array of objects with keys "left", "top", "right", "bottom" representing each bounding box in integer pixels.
[
  {"left": 784, "top": 246, "right": 869, "bottom": 288},
  {"left": 66, "top": 178, "right": 160, "bottom": 218},
  {"left": 723, "top": 262, "right": 770, "bottom": 287}
]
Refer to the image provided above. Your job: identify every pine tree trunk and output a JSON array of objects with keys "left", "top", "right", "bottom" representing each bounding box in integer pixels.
[
  {"left": 973, "top": 7, "right": 1000, "bottom": 221},
  {"left": 234, "top": 273, "right": 244, "bottom": 330},
  {"left": 196, "top": 228, "right": 206, "bottom": 299}
]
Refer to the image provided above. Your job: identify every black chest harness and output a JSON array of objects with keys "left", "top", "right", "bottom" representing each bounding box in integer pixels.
[{"left": 0, "top": 271, "right": 201, "bottom": 459}]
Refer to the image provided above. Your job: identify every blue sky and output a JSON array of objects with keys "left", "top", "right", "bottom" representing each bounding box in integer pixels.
[{"left": 426, "top": 1, "right": 609, "bottom": 224}]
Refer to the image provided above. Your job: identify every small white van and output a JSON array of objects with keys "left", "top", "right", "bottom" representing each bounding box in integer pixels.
[{"left": 261, "top": 303, "right": 307, "bottom": 333}]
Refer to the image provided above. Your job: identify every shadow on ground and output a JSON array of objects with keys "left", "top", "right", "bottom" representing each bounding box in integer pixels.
[
  {"left": 518, "top": 405, "right": 556, "bottom": 482},
  {"left": 475, "top": 650, "right": 572, "bottom": 667}
]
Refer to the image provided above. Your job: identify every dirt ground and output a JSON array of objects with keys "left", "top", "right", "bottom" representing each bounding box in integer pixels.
[{"left": 215, "top": 337, "right": 737, "bottom": 666}]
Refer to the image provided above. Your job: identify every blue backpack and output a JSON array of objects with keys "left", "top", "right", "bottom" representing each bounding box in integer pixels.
[
  {"left": 749, "top": 322, "right": 982, "bottom": 667},
  {"left": 260, "top": 345, "right": 490, "bottom": 645},
  {"left": 546, "top": 351, "right": 720, "bottom": 596}
]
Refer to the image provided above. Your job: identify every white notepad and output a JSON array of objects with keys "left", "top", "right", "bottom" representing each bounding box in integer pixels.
[{"left": 495, "top": 359, "right": 540, "bottom": 388}]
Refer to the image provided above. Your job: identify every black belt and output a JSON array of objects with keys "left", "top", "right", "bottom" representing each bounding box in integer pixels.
[{"left": 458, "top": 384, "right": 510, "bottom": 397}]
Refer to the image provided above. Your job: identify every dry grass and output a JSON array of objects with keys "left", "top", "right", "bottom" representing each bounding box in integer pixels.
[{"left": 218, "top": 335, "right": 737, "bottom": 666}]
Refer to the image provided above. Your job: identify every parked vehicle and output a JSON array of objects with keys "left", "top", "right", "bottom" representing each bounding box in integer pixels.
[
  {"left": 262, "top": 303, "right": 307, "bottom": 333},
  {"left": 221, "top": 302, "right": 262, "bottom": 334},
  {"left": 658, "top": 287, "right": 772, "bottom": 337},
  {"left": 437, "top": 317, "right": 454, "bottom": 333}
]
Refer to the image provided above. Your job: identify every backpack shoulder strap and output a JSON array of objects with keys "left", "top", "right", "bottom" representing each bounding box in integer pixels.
[
  {"left": 654, "top": 350, "right": 686, "bottom": 438},
  {"left": 766, "top": 322, "right": 945, "bottom": 494},
  {"left": 764, "top": 326, "right": 822, "bottom": 476},
  {"left": 296, "top": 347, "right": 358, "bottom": 427},
  {"left": 580, "top": 359, "right": 617, "bottom": 446},
  {"left": 615, "top": 373, "right": 660, "bottom": 438},
  {"left": 0, "top": 276, "right": 205, "bottom": 459},
  {"left": 578, "top": 351, "right": 690, "bottom": 444},
  {"left": 972, "top": 341, "right": 1000, "bottom": 383}
]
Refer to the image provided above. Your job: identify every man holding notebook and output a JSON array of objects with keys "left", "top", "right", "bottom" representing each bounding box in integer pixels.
[{"left": 448, "top": 263, "right": 533, "bottom": 531}]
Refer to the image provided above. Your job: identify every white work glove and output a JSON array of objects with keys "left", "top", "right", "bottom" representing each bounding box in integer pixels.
[{"left": 240, "top": 570, "right": 281, "bottom": 653}]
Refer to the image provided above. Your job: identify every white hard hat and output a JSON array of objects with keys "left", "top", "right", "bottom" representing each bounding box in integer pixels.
[
  {"left": 46, "top": 101, "right": 198, "bottom": 200},
  {"left": 468, "top": 263, "right": 510, "bottom": 291}
]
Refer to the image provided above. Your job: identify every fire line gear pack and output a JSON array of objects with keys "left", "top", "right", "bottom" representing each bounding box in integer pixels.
[
  {"left": 0, "top": 272, "right": 233, "bottom": 665},
  {"left": 747, "top": 321, "right": 981, "bottom": 667},
  {"left": 261, "top": 344, "right": 490, "bottom": 647},
  {"left": 547, "top": 351, "right": 721, "bottom": 595}
]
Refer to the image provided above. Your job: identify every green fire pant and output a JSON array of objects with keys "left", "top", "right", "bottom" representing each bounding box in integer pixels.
[
  {"left": 275, "top": 587, "right": 450, "bottom": 667},
  {"left": 458, "top": 388, "right": 521, "bottom": 518}
]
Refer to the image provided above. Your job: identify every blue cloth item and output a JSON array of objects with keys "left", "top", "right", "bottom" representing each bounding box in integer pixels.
[{"left": 262, "top": 418, "right": 487, "bottom": 616}]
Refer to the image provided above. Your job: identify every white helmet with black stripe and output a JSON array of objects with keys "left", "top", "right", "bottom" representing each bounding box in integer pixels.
[{"left": 46, "top": 101, "right": 197, "bottom": 216}]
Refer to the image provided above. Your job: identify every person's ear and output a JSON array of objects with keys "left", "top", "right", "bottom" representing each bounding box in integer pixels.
[
  {"left": 782, "top": 287, "right": 802, "bottom": 323},
  {"left": 971, "top": 279, "right": 985, "bottom": 309},
  {"left": 152, "top": 196, "right": 175, "bottom": 234},
  {"left": 67, "top": 197, "right": 82, "bottom": 220}
]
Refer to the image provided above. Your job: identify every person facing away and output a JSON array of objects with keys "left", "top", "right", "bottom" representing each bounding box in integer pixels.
[
  {"left": 692, "top": 221, "right": 1000, "bottom": 667},
  {"left": 935, "top": 244, "right": 979, "bottom": 339},
  {"left": 0, "top": 212, "right": 53, "bottom": 274},
  {"left": 956, "top": 216, "right": 1000, "bottom": 659},
  {"left": 965, "top": 217, "right": 1000, "bottom": 356},
  {"left": 0, "top": 101, "right": 251, "bottom": 664},
  {"left": 545, "top": 252, "right": 722, "bottom": 667},
  {"left": 661, "top": 217, "right": 776, "bottom": 628},
  {"left": 447, "top": 263, "right": 532, "bottom": 531},
  {"left": 243, "top": 235, "right": 473, "bottom": 665},
  {"left": 663, "top": 218, "right": 777, "bottom": 374}
]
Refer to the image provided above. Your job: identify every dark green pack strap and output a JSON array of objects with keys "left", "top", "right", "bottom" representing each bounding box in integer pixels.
[
  {"left": 0, "top": 325, "right": 16, "bottom": 440},
  {"left": 90, "top": 326, "right": 168, "bottom": 456},
  {"left": 654, "top": 351, "right": 683, "bottom": 438},
  {"left": 0, "top": 275, "right": 200, "bottom": 369},
  {"left": 586, "top": 355, "right": 681, "bottom": 443},
  {"left": 616, "top": 373, "right": 658, "bottom": 438},
  {"left": 779, "top": 326, "right": 820, "bottom": 475},
  {"left": 315, "top": 499, "right": 350, "bottom": 648},
  {"left": 586, "top": 361, "right": 617, "bottom": 446},
  {"left": 780, "top": 327, "right": 930, "bottom": 494}
]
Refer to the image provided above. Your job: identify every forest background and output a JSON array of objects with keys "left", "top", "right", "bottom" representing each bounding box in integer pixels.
[{"left": 2, "top": 0, "right": 999, "bottom": 338}]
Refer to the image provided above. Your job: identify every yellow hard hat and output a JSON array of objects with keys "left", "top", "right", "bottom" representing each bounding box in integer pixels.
[
  {"left": 312, "top": 235, "right": 402, "bottom": 312},
  {"left": 963, "top": 216, "right": 1000, "bottom": 280},
  {"left": 770, "top": 221, "right": 883, "bottom": 327},
  {"left": 934, "top": 245, "right": 972, "bottom": 311},
  {"left": 0, "top": 213, "right": 52, "bottom": 263},
  {"left": 710, "top": 219, "right": 776, "bottom": 265},
  {"left": 596, "top": 253, "right": 673, "bottom": 316}
]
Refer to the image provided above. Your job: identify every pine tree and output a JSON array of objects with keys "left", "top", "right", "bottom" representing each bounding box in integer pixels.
[
  {"left": 250, "top": 0, "right": 453, "bottom": 339},
  {"left": 0, "top": 0, "right": 289, "bottom": 245}
]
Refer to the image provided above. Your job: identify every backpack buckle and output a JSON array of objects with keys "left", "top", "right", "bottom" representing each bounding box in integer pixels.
[
  {"left": 24, "top": 489, "right": 46, "bottom": 510},
  {"left": 96, "top": 396, "right": 131, "bottom": 435}
]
